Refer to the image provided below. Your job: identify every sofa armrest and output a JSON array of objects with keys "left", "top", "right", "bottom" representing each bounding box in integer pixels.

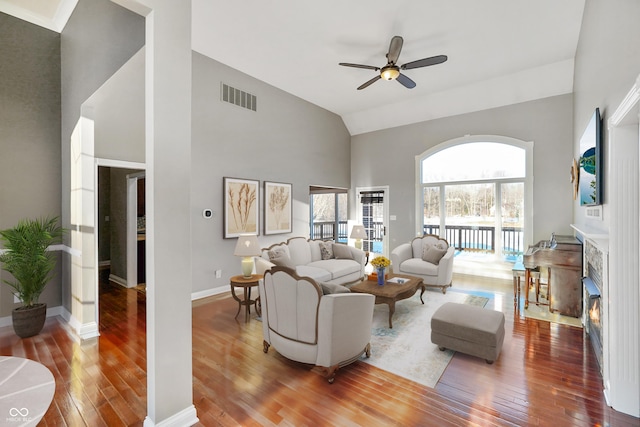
[
  {"left": 347, "top": 246, "right": 366, "bottom": 273},
  {"left": 390, "top": 243, "right": 412, "bottom": 274},
  {"left": 332, "top": 243, "right": 366, "bottom": 277},
  {"left": 316, "top": 293, "right": 375, "bottom": 367},
  {"left": 254, "top": 257, "right": 275, "bottom": 276},
  {"left": 436, "top": 246, "right": 455, "bottom": 285}
]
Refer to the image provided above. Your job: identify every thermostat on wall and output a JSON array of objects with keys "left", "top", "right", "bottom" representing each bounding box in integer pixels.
[{"left": 202, "top": 209, "right": 213, "bottom": 219}]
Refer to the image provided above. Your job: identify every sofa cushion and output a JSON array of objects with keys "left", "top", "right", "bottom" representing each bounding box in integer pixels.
[
  {"left": 288, "top": 237, "right": 312, "bottom": 265},
  {"left": 320, "top": 241, "right": 334, "bottom": 260},
  {"left": 422, "top": 245, "right": 447, "bottom": 265},
  {"left": 308, "top": 239, "right": 322, "bottom": 261},
  {"left": 332, "top": 244, "right": 353, "bottom": 260},
  {"left": 412, "top": 235, "right": 449, "bottom": 258},
  {"left": 308, "top": 259, "right": 360, "bottom": 280},
  {"left": 295, "top": 265, "right": 332, "bottom": 282},
  {"left": 400, "top": 258, "right": 439, "bottom": 277},
  {"left": 268, "top": 247, "right": 296, "bottom": 269},
  {"left": 318, "top": 281, "right": 351, "bottom": 295}
]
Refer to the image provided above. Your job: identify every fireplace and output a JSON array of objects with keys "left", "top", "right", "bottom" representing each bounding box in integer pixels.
[{"left": 583, "top": 275, "right": 602, "bottom": 372}]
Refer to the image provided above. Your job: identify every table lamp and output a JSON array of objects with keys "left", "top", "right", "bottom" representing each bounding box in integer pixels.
[
  {"left": 350, "top": 225, "right": 367, "bottom": 250},
  {"left": 234, "top": 234, "right": 261, "bottom": 278}
]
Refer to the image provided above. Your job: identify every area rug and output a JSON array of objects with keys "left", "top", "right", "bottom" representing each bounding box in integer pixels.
[
  {"left": 0, "top": 356, "right": 55, "bottom": 426},
  {"left": 523, "top": 301, "right": 582, "bottom": 328},
  {"left": 361, "top": 290, "right": 488, "bottom": 388}
]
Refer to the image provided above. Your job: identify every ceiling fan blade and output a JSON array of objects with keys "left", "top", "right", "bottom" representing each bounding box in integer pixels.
[
  {"left": 386, "top": 36, "right": 403, "bottom": 64},
  {"left": 396, "top": 73, "right": 416, "bottom": 89},
  {"left": 401, "top": 55, "right": 448, "bottom": 70},
  {"left": 339, "top": 62, "right": 380, "bottom": 71},
  {"left": 357, "top": 75, "right": 381, "bottom": 90}
]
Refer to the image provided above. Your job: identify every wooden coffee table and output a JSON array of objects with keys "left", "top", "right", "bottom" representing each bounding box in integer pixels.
[{"left": 350, "top": 274, "right": 425, "bottom": 328}]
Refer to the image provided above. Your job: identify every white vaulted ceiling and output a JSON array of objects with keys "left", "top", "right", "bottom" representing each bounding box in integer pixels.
[{"left": 1, "top": 0, "right": 586, "bottom": 135}]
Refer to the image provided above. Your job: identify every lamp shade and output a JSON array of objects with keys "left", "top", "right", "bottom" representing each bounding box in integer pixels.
[
  {"left": 234, "top": 234, "right": 261, "bottom": 257},
  {"left": 350, "top": 225, "right": 367, "bottom": 240}
]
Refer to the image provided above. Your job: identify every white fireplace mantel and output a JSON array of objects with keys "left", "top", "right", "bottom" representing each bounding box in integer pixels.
[{"left": 570, "top": 224, "right": 609, "bottom": 251}]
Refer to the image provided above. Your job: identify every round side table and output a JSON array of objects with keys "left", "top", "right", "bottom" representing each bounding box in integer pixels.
[{"left": 230, "top": 274, "right": 263, "bottom": 322}]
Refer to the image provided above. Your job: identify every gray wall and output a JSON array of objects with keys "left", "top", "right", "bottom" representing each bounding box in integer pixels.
[
  {"left": 351, "top": 94, "right": 574, "bottom": 250},
  {"left": 573, "top": 0, "right": 640, "bottom": 230},
  {"left": 191, "top": 52, "right": 352, "bottom": 293},
  {"left": 60, "top": 0, "right": 145, "bottom": 310},
  {"left": 0, "top": 13, "right": 61, "bottom": 317}
]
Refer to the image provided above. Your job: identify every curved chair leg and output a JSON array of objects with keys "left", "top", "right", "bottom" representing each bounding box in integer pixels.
[
  {"left": 263, "top": 340, "right": 270, "bottom": 353},
  {"left": 364, "top": 342, "right": 371, "bottom": 358},
  {"left": 312, "top": 364, "right": 340, "bottom": 384}
]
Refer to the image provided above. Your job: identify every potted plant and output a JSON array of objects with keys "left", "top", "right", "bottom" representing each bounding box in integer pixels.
[{"left": 0, "top": 216, "right": 65, "bottom": 338}]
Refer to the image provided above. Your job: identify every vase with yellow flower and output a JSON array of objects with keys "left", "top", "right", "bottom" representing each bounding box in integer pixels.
[{"left": 370, "top": 256, "right": 391, "bottom": 285}]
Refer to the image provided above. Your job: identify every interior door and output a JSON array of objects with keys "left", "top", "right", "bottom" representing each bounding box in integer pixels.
[{"left": 357, "top": 187, "right": 389, "bottom": 257}]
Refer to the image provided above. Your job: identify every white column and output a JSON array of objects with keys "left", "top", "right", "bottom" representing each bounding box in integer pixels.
[{"left": 117, "top": 0, "right": 198, "bottom": 425}]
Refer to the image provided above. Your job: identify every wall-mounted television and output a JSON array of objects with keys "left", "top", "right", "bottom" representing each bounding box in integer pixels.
[{"left": 579, "top": 108, "right": 603, "bottom": 206}]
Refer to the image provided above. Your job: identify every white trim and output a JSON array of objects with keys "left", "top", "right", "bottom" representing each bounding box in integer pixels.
[
  {"left": 355, "top": 185, "right": 390, "bottom": 257},
  {"left": 0, "top": 305, "right": 66, "bottom": 329},
  {"left": 191, "top": 286, "right": 229, "bottom": 301},
  {"left": 127, "top": 173, "right": 144, "bottom": 288},
  {"left": 0, "top": 0, "right": 78, "bottom": 33},
  {"left": 59, "top": 307, "right": 100, "bottom": 341},
  {"left": 143, "top": 405, "right": 199, "bottom": 427},
  {"left": 415, "top": 135, "right": 534, "bottom": 251},
  {"left": 108, "top": 274, "right": 128, "bottom": 288},
  {"left": 608, "top": 74, "right": 640, "bottom": 128},
  {"left": 96, "top": 158, "right": 146, "bottom": 170}
]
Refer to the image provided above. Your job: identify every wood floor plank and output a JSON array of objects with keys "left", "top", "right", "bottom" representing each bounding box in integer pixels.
[{"left": 0, "top": 274, "right": 638, "bottom": 426}]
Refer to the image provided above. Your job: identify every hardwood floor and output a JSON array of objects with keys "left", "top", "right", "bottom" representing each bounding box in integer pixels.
[{"left": 1, "top": 273, "right": 638, "bottom": 426}]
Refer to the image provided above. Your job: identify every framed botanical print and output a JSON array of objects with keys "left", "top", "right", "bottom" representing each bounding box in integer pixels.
[
  {"left": 264, "top": 181, "right": 292, "bottom": 235},
  {"left": 224, "top": 177, "right": 259, "bottom": 238}
]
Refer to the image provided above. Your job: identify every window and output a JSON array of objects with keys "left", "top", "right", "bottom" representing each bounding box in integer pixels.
[
  {"left": 309, "top": 187, "right": 347, "bottom": 242},
  {"left": 418, "top": 137, "right": 532, "bottom": 261}
]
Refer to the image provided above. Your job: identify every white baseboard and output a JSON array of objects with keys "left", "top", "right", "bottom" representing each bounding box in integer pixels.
[
  {"left": 0, "top": 304, "right": 73, "bottom": 331},
  {"left": 59, "top": 306, "right": 100, "bottom": 341},
  {"left": 191, "top": 285, "right": 229, "bottom": 301},
  {"left": 109, "top": 273, "right": 128, "bottom": 288},
  {"left": 143, "top": 405, "right": 198, "bottom": 427}
]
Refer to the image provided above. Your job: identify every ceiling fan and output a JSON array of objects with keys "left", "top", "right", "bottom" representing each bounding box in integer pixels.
[{"left": 339, "top": 35, "right": 447, "bottom": 90}]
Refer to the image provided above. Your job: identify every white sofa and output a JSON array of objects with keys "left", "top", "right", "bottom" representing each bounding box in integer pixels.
[
  {"left": 255, "top": 237, "right": 366, "bottom": 286},
  {"left": 259, "top": 266, "right": 375, "bottom": 383},
  {"left": 390, "top": 234, "right": 455, "bottom": 293}
]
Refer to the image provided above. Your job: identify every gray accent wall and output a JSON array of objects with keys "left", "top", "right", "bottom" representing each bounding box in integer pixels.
[
  {"left": 191, "top": 52, "right": 352, "bottom": 293},
  {"left": 573, "top": 0, "right": 640, "bottom": 231},
  {"left": 351, "top": 94, "right": 574, "bottom": 250},
  {"left": 0, "top": 13, "right": 61, "bottom": 317}
]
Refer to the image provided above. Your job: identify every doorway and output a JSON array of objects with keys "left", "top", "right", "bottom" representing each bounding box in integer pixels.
[
  {"left": 356, "top": 186, "right": 389, "bottom": 257},
  {"left": 97, "top": 166, "right": 145, "bottom": 289}
]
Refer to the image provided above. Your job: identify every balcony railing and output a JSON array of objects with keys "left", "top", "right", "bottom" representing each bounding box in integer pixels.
[
  {"left": 311, "top": 220, "right": 523, "bottom": 257},
  {"left": 424, "top": 224, "right": 523, "bottom": 257},
  {"left": 311, "top": 221, "right": 349, "bottom": 242}
]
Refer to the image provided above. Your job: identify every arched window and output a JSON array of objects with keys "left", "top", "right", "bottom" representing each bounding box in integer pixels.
[{"left": 416, "top": 136, "right": 533, "bottom": 261}]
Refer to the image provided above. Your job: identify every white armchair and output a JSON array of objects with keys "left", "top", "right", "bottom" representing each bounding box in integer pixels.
[
  {"left": 259, "top": 266, "right": 375, "bottom": 383},
  {"left": 390, "top": 234, "right": 455, "bottom": 293}
]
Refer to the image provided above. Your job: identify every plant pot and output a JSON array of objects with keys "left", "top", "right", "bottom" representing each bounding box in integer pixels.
[{"left": 12, "top": 303, "right": 47, "bottom": 338}]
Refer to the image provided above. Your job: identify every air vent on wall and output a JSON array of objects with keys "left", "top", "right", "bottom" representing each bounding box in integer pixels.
[
  {"left": 221, "top": 83, "right": 257, "bottom": 112},
  {"left": 585, "top": 205, "right": 603, "bottom": 220}
]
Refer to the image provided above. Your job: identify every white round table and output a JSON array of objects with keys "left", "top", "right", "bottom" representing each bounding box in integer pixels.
[{"left": 0, "top": 356, "right": 55, "bottom": 426}]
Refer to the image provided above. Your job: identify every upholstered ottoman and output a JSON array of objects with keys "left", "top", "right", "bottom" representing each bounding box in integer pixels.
[{"left": 431, "top": 302, "right": 505, "bottom": 364}]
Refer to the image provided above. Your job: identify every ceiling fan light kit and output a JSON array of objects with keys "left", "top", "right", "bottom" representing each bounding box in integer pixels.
[
  {"left": 339, "top": 35, "right": 447, "bottom": 90},
  {"left": 380, "top": 66, "right": 400, "bottom": 80}
]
